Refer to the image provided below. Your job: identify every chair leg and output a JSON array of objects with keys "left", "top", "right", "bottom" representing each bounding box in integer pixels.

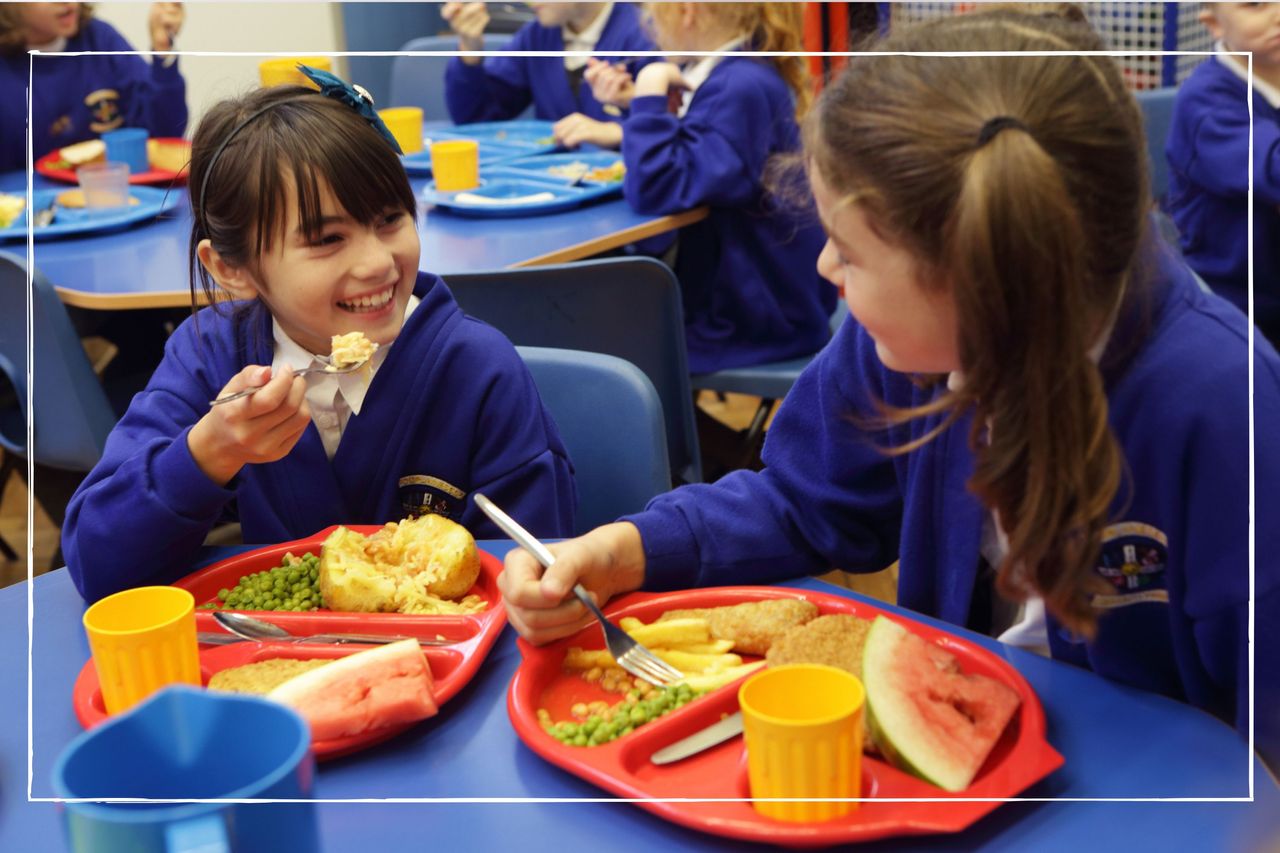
[
  {"left": 0, "top": 451, "right": 19, "bottom": 561},
  {"left": 736, "top": 398, "right": 776, "bottom": 470}
]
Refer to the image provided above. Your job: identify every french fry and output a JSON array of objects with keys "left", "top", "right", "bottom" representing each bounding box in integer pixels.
[
  {"left": 562, "top": 647, "right": 617, "bottom": 671},
  {"left": 653, "top": 648, "right": 743, "bottom": 673},
  {"left": 619, "top": 616, "right": 645, "bottom": 632},
  {"left": 676, "top": 661, "right": 766, "bottom": 693},
  {"left": 623, "top": 617, "right": 710, "bottom": 648},
  {"left": 676, "top": 640, "right": 735, "bottom": 655}
]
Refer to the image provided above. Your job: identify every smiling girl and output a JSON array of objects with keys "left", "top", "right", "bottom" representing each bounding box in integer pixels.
[{"left": 64, "top": 74, "right": 576, "bottom": 602}]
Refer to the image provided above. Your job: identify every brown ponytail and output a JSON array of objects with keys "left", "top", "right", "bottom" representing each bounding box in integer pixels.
[{"left": 806, "top": 11, "right": 1149, "bottom": 636}]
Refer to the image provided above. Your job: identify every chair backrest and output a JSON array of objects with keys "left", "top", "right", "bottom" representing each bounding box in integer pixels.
[
  {"left": 1134, "top": 87, "right": 1177, "bottom": 205},
  {"left": 517, "top": 346, "right": 671, "bottom": 535},
  {"left": 0, "top": 251, "right": 117, "bottom": 471},
  {"left": 390, "top": 34, "right": 530, "bottom": 123},
  {"left": 445, "top": 257, "right": 703, "bottom": 484}
]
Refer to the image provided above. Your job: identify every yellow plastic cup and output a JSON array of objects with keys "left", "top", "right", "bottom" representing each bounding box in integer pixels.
[
  {"left": 739, "top": 663, "right": 865, "bottom": 822},
  {"left": 379, "top": 107, "right": 424, "bottom": 154},
  {"left": 258, "top": 56, "right": 332, "bottom": 89},
  {"left": 82, "top": 586, "right": 201, "bottom": 716},
  {"left": 431, "top": 139, "right": 479, "bottom": 191}
]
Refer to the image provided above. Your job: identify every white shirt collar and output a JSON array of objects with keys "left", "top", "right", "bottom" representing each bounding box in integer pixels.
[
  {"left": 563, "top": 3, "right": 613, "bottom": 71},
  {"left": 29, "top": 36, "right": 67, "bottom": 52},
  {"left": 1214, "top": 40, "right": 1280, "bottom": 109},
  {"left": 677, "top": 35, "right": 749, "bottom": 117}
]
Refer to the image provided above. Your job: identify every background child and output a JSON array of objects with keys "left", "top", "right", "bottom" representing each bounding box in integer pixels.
[
  {"left": 0, "top": 2, "right": 187, "bottom": 172},
  {"left": 610, "top": 2, "right": 834, "bottom": 373},
  {"left": 63, "top": 74, "right": 576, "bottom": 603},
  {"left": 1166, "top": 1, "right": 1280, "bottom": 343},
  {"left": 441, "top": 1, "right": 653, "bottom": 149},
  {"left": 499, "top": 12, "right": 1280, "bottom": 768}
]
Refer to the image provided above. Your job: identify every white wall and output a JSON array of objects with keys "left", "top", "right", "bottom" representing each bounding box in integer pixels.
[{"left": 90, "top": 2, "right": 348, "bottom": 132}]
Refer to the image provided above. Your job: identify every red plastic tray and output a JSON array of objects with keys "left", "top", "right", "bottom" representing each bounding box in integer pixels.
[
  {"left": 73, "top": 526, "right": 508, "bottom": 760},
  {"left": 508, "top": 587, "right": 1064, "bottom": 848},
  {"left": 35, "top": 137, "right": 190, "bottom": 186}
]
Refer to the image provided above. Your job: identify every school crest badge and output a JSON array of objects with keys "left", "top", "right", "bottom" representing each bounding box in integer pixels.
[
  {"left": 1092, "top": 521, "right": 1169, "bottom": 608},
  {"left": 398, "top": 474, "right": 465, "bottom": 522},
  {"left": 85, "top": 88, "right": 123, "bottom": 133}
]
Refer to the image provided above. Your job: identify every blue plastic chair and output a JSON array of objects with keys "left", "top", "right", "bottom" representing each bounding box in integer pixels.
[
  {"left": 444, "top": 257, "right": 703, "bottom": 485},
  {"left": 390, "top": 34, "right": 533, "bottom": 122},
  {"left": 1135, "top": 87, "right": 1177, "bottom": 205},
  {"left": 517, "top": 346, "right": 671, "bottom": 535},
  {"left": 689, "top": 309, "right": 847, "bottom": 468}
]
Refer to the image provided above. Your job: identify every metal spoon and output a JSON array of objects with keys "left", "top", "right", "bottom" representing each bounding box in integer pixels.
[
  {"left": 208, "top": 357, "right": 369, "bottom": 406},
  {"left": 211, "top": 610, "right": 456, "bottom": 646}
]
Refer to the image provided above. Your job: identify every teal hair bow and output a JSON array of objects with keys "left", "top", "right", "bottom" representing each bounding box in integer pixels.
[{"left": 297, "top": 64, "right": 404, "bottom": 155}]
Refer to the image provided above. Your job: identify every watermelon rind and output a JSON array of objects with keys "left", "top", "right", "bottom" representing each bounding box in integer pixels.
[{"left": 862, "top": 615, "right": 973, "bottom": 793}]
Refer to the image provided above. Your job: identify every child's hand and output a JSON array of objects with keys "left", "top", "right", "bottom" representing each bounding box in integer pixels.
[
  {"left": 497, "top": 523, "right": 646, "bottom": 646},
  {"left": 585, "top": 58, "right": 635, "bottom": 109},
  {"left": 442, "top": 1, "right": 489, "bottom": 61},
  {"left": 148, "top": 2, "right": 184, "bottom": 52},
  {"left": 552, "top": 113, "right": 623, "bottom": 149},
  {"left": 634, "top": 62, "right": 688, "bottom": 101},
  {"left": 187, "top": 365, "right": 311, "bottom": 487}
]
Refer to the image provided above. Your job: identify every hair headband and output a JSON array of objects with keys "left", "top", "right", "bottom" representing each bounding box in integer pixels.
[
  {"left": 197, "top": 64, "right": 403, "bottom": 230},
  {"left": 975, "top": 115, "right": 1029, "bottom": 148}
]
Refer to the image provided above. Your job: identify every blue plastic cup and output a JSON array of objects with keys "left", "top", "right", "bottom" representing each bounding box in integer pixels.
[
  {"left": 101, "top": 128, "right": 149, "bottom": 174},
  {"left": 53, "top": 685, "right": 320, "bottom": 853}
]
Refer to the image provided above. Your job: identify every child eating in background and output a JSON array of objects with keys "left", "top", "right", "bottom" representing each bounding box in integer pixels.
[
  {"left": 442, "top": 2, "right": 655, "bottom": 150},
  {"left": 601, "top": 2, "right": 834, "bottom": 373},
  {"left": 63, "top": 67, "right": 575, "bottom": 603},
  {"left": 0, "top": 2, "right": 187, "bottom": 172},
  {"left": 1166, "top": 1, "right": 1280, "bottom": 343}
]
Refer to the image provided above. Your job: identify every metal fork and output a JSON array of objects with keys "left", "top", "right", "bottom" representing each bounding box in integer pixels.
[
  {"left": 208, "top": 360, "right": 367, "bottom": 406},
  {"left": 473, "top": 493, "right": 684, "bottom": 688}
]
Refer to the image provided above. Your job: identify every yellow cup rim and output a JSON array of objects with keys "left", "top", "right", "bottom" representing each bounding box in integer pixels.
[
  {"left": 380, "top": 107, "right": 423, "bottom": 118},
  {"left": 431, "top": 139, "right": 478, "bottom": 152},
  {"left": 739, "top": 663, "right": 865, "bottom": 728},
  {"left": 83, "top": 586, "right": 194, "bottom": 636},
  {"left": 259, "top": 56, "right": 331, "bottom": 68}
]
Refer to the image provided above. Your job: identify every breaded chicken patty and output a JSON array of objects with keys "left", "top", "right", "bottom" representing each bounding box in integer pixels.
[
  {"left": 658, "top": 598, "right": 819, "bottom": 655},
  {"left": 765, "top": 614, "right": 873, "bottom": 674}
]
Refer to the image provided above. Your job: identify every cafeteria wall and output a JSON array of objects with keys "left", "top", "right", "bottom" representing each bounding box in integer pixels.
[{"left": 91, "top": 2, "right": 347, "bottom": 127}]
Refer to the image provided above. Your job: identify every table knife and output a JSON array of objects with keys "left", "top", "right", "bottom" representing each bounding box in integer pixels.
[
  {"left": 649, "top": 711, "right": 744, "bottom": 765},
  {"left": 195, "top": 632, "right": 455, "bottom": 647}
]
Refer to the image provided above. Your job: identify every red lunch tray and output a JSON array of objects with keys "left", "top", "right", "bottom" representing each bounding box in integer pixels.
[
  {"left": 73, "top": 525, "right": 508, "bottom": 760},
  {"left": 508, "top": 586, "right": 1064, "bottom": 848},
  {"left": 35, "top": 137, "right": 190, "bottom": 186}
]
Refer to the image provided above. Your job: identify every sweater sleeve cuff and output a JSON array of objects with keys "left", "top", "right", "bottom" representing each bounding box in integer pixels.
[
  {"left": 629, "top": 95, "right": 670, "bottom": 116},
  {"left": 153, "top": 427, "right": 237, "bottom": 519},
  {"left": 622, "top": 500, "right": 701, "bottom": 591}
]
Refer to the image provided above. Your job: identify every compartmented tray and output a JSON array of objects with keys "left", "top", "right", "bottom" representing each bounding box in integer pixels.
[
  {"left": 508, "top": 586, "right": 1064, "bottom": 848},
  {"left": 0, "top": 186, "right": 179, "bottom": 242},
  {"left": 34, "top": 137, "right": 191, "bottom": 186},
  {"left": 401, "top": 120, "right": 560, "bottom": 176},
  {"left": 420, "top": 159, "right": 624, "bottom": 218}
]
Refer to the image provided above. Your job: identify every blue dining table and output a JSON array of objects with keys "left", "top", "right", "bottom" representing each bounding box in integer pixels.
[
  {"left": 1, "top": 543, "right": 1276, "bottom": 852},
  {"left": 0, "top": 171, "right": 705, "bottom": 310}
]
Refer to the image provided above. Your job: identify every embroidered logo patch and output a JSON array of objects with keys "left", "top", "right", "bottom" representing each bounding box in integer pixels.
[
  {"left": 398, "top": 475, "right": 465, "bottom": 522},
  {"left": 85, "top": 88, "right": 123, "bottom": 133},
  {"left": 1092, "top": 521, "right": 1169, "bottom": 608}
]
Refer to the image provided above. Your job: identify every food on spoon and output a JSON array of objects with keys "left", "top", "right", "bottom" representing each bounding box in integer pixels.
[
  {"left": 657, "top": 598, "right": 819, "bottom": 655},
  {"left": 328, "top": 331, "right": 377, "bottom": 370},
  {"left": 0, "top": 193, "right": 23, "bottom": 228},
  {"left": 269, "top": 639, "right": 438, "bottom": 741},
  {"left": 207, "top": 657, "right": 333, "bottom": 693},
  {"left": 55, "top": 138, "right": 107, "bottom": 169},
  {"left": 862, "top": 615, "right": 1021, "bottom": 792},
  {"left": 318, "top": 514, "right": 485, "bottom": 614}
]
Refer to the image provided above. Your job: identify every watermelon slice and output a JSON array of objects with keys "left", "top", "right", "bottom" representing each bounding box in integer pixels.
[
  {"left": 862, "top": 615, "right": 1021, "bottom": 792},
  {"left": 269, "top": 639, "right": 438, "bottom": 742}
]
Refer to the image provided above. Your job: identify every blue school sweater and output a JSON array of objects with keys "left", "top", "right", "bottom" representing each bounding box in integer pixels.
[
  {"left": 626, "top": 240, "right": 1280, "bottom": 765},
  {"left": 444, "top": 3, "right": 655, "bottom": 124},
  {"left": 1165, "top": 56, "right": 1280, "bottom": 332},
  {"left": 63, "top": 272, "right": 577, "bottom": 603},
  {"left": 620, "top": 54, "right": 834, "bottom": 373},
  {"left": 0, "top": 18, "right": 187, "bottom": 173}
]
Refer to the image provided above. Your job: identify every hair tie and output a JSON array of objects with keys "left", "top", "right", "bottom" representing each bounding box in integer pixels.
[
  {"left": 198, "top": 64, "right": 401, "bottom": 232},
  {"left": 976, "top": 116, "right": 1029, "bottom": 148}
]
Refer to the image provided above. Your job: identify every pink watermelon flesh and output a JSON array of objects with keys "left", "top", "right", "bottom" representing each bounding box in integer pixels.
[
  {"left": 864, "top": 616, "right": 1021, "bottom": 792},
  {"left": 269, "top": 639, "right": 438, "bottom": 742}
]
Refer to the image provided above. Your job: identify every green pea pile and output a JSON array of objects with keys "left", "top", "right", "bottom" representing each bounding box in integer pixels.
[
  {"left": 199, "top": 552, "right": 322, "bottom": 612},
  {"left": 542, "top": 683, "right": 699, "bottom": 747}
]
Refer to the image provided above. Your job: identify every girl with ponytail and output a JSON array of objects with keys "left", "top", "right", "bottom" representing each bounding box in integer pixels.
[{"left": 501, "top": 10, "right": 1280, "bottom": 768}]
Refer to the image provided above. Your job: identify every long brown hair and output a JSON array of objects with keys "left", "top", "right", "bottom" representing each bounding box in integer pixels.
[
  {"left": 187, "top": 85, "right": 417, "bottom": 315},
  {"left": 807, "top": 12, "right": 1149, "bottom": 635},
  {"left": 649, "top": 2, "right": 812, "bottom": 120},
  {"left": 0, "top": 3, "right": 95, "bottom": 54}
]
